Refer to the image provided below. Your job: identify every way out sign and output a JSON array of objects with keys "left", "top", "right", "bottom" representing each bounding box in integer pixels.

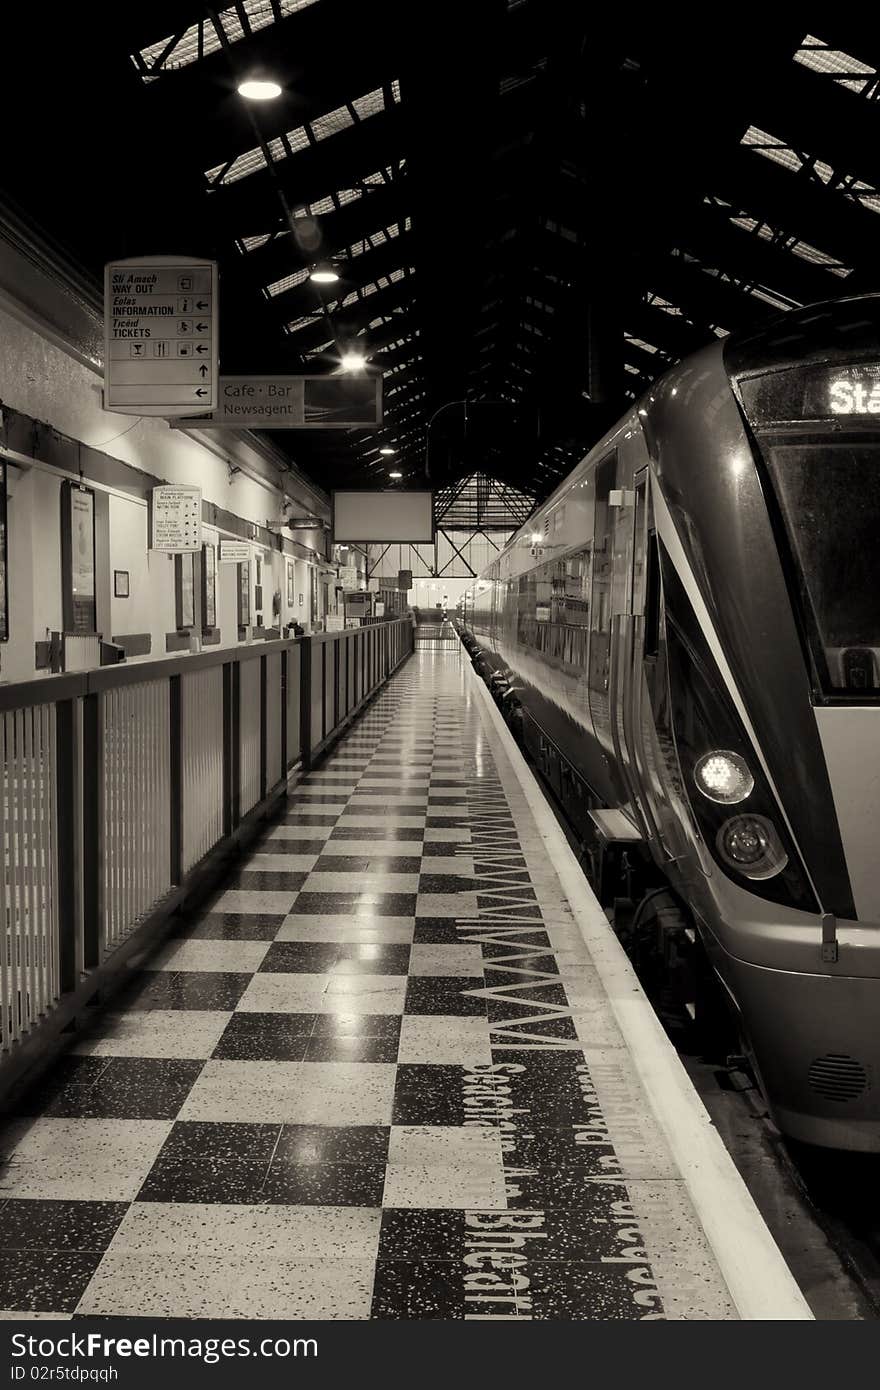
[{"left": 104, "top": 256, "right": 218, "bottom": 416}]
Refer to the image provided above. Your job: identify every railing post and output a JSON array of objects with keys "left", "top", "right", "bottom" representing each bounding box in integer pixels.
[
  {"left": 259, "top": 655, "right": 268, "bottom": 802},
  {"left": 169, "top": 674, "right": 182, "bottom": 886},
  {"left": 280, "top": 649, "right": 288, "bottom": 779},
  {"left": 55, "top": 700, "right": 78, "bottom": 994},
  {"left": 81, "top": 691, "right": 102, "bottom": 970},
  {"left": 300, "top": 636, "right": 313, "bottom": 772},
  {"left": 222, "top": 660, "right": 241, "bottom": 833}
]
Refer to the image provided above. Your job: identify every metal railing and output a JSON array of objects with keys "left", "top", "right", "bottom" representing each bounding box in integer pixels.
[
  {"left": 415, "top": 620, "right": 460, "bottom": 650},
  {"left": 0, "top": 618, "right": 413, "bottom": 1091}
]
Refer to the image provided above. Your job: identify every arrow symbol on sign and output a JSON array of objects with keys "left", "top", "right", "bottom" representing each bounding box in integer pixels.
[
  {"left": 196, "top": 322, "right": 207, "bottom": 332},
  {"left": 196, "top": 343, "right": 208, "bottom": 354},
  {"left": 195, "top": 388, "right": 208, "bottom": 397},
  {"left": 199, "top": 364, "right": 208, "bottom": 377},
  {"left": 196, "top": 300, "right": 208, "bottom": 310}
]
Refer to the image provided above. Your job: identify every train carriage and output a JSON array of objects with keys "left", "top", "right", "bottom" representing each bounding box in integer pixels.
[{"left": 461, "top": 293, "right": 880, "bottom": 1151}]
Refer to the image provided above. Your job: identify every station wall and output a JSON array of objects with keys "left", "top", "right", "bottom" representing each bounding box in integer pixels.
[{"left": 0, "top": 299, "right": 335, "bottom": 683}]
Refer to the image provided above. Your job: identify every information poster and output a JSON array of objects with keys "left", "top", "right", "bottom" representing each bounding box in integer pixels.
[
  {"left": 287, "top": 561, "right": 295, "bottom": 608},
  {"left": 61, "top": 481, "right": 96, "bottom": 633},
  {"left": 151, "top": 485, "right": 202, "bottom": 553}
]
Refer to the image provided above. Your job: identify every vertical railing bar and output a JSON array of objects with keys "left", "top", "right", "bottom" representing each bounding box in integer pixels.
[
  {"left": 0, "top": 715, "right": 9, "bottom": 1051},
  {"left": 12, "top": 710, "right": 25, "bottom": 1039}
]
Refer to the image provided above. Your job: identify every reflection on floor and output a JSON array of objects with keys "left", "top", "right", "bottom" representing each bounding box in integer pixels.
[{"left": 0, "top": 651, "right": 736, "bottom": 1320}]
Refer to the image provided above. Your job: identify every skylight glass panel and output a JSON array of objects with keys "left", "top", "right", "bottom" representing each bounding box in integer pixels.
[
  {"left": 626, "top": 335, "right": 659, "bottom": 354},
  {"left": 352, "top": 89, "right": 386, "bottom": 121},
  {"left": 265, "top": 266, "right": 311, "bottom": 297},
  {"left": 750, "top": 285, "right": 800, "bottom": 310},
  {"left": 303, "top": 341, "right": 334, "bottom": 358},
  {"left": 239, "top": 234, "right": 272, "bottom": 253},
  {"left": 285, "top": 314, "right": 322, "bottom": 334},
  {"left": 725, "top": 206, "right": 850, "bottom": 275},
  {"left": 134, "top": 0, "right": 319, "bottom": 77},
  {"left": 790, "top": 240, "right": 850, "bottom": 275},
  {"left": 647, "top": 293, "right": 684, "bottom": 316},
  {"left": 794, "top": 34, "right": 877, "bottom": 93},
  {"left": 311, "top": 104, "right": 354, "bottom": 142},
  {"left": 285, "top": 127, "right": 311, "bottom": 156},
  {"left": 741, "top": 126, "right": 802, "bottom": 175},
  {"left": 205, "top": 85, "right": 398, "bottom": 186},
  {"left": 625, "top": 363, "right": 640, "bottom": 375}
]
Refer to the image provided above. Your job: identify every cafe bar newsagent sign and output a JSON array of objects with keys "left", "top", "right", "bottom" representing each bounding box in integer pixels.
[{"left": 171, "top": 375, "right": 382, "bottom": 429}]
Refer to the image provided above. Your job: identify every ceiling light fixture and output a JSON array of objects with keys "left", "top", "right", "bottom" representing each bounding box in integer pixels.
[
  {"left": 310, "top": 264, "right": 340, "bottom": 284},
  {"left": 237, "top": 77, "right": 283, "bottom": 101},
  {"left": 340, "top": 351, "right": 366, "bottom": 372},
  {"left": 379, "top": 446, "right": 395, "bottom": 455},
  {"left": 388, "top": 471, "right": 403, "bottom": 479}
]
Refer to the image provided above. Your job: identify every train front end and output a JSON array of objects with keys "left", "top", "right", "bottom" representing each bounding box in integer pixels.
[{"left": 646, "top": 295, "right": 880, "bottom": 1151}]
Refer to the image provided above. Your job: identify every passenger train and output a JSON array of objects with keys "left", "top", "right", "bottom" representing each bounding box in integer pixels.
[{"left": 460, "top": 294, "right": 880, "bottom": 1152}]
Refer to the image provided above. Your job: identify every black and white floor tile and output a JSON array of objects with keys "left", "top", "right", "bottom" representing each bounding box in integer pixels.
[{"left": 0, "top": 653, "right": 735, "bottom": 1320}]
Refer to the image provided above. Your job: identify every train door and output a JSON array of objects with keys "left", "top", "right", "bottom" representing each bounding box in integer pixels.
[{"left": 622, "top": 468, "right": 668, "bottom": 849}]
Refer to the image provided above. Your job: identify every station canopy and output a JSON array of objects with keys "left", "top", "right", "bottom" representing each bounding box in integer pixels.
[{"left": 3, "top": 9, "right": 880, "bottom": 503}]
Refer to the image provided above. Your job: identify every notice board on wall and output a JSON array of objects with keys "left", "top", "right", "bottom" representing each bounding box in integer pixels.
[{"left": 61, "top": 481, "right": 96, "bottom": 633}]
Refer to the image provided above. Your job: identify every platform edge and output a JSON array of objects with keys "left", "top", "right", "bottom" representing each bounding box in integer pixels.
[{"left": 465, "top": 656, "right": 813, "bottom": 1322}]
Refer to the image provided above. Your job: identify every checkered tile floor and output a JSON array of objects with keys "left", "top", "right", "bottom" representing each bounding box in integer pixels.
[{"left": 0, "top": 651, "right": 736, "bottom": 1320}]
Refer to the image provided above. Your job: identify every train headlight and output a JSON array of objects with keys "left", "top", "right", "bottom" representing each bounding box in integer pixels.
[
  {"left": 694, "top": 750, "right": 754, "bottom": 804},
  {"left": 716, "top": 815, "right": 788, "bottom": 880}
]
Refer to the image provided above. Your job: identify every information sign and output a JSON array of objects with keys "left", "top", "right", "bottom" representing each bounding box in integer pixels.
[
  {"left": 219, "top": 539, "right": 251, "bottom": 564},
  {"left": 170, "top": 375, "right": 381, "bottom": 429},
  {"left": 151, "top": 485, "right": 202, "bottom": 553},
  {"left": 104, "top": 256, "right": 218, "bottom": 415}
]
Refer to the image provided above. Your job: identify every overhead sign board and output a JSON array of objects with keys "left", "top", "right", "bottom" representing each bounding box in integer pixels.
[
  {"left": 332, "top": 491, "right": 434, "bottom": 544},
  {"left": 219, "top": 539, "right": 251, "bottom": 564},
  {"left": 170, "top": 375, "right": 382, "bottom": 429},
  {"left": 151, "top": 485, "right": 202, "bottom": 552},
  {"left": 104, "top": 256, "right": 218, "bottom": 416}
]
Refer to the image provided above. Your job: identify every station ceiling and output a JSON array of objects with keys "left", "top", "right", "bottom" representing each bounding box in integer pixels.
[{"left": 3, "top": 8, "right": 880, "bottom": 502}]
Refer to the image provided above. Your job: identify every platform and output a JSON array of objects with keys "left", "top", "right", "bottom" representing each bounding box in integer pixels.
[{"left": 0, "top": 650, "right": 807, "bottom": 1320}]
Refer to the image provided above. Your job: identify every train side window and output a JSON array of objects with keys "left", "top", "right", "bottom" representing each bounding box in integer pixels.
[{"left": 644, "top": 529, "right": 661, "bottom": 658}]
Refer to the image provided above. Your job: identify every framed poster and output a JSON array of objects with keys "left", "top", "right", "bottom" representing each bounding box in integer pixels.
[
  {"left": 287, "top": 560, "right": 295, "bottom": 607},
  {"left": 202, "top": 542, "right": 217, "bottom": 631},
  {"left": 309, "top": 567, "right": 318, "bottom": 624},
  {"left": 237, "top": 559, "right": 251, "bottom": 626},
  {"left": 0, "top": 459, "right": 8, "bottom": 642},
  {"left": 61, "top": 481, "right": 96, "bottom": 633},
  {"left": 114, "top": 570, "right": 129, "bottom": 598},
  {"left": 175, "top": 551, "right": 196, "bottom": 629}
]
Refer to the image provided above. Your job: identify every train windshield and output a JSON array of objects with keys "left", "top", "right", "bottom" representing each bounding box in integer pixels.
[{"left": 760, "top": 438, "right": 880, "bottom": 695}]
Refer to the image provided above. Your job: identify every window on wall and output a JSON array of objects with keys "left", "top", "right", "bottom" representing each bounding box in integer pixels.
[
  {"left": 61, "top": 481, "right": 97, "bottom": 633},
  {"left": 202, "top": 542, "right": 217, "bottom": 633},
  {"left": 237, "top": 559, "right": 251, "bottom": 627},
  {"left": 175, "top": 552, "right": 197, "bottom": 629}
]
